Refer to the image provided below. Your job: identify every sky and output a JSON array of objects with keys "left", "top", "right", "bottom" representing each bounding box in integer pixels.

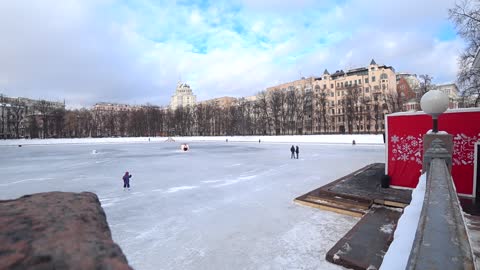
[{"left": 0, "top": 0, "right": 464, "bottom": 108}]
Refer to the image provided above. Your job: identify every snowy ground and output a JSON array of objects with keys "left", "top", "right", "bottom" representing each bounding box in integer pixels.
[{"left": 1, "top": 139, "right": 386, "bottom": 270}]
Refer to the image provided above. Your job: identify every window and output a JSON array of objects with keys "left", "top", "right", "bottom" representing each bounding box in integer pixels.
[
  {"left": 365, "top": 78, "right": 369, "bottom": 83},
  {"left": 359, "top": 79, "right": 362, "bottom": 84},
  {"left": 323, "top": 85, "right": 326, "bottom": 89},
  {"left": 371, "top": 67, "right": 375, "bottom": 71},
  {"left": 331, "top": 84, "right": 334, "bottom": 88},
  {"left": 372, "top": 76, "right": 376, "bottom": 82},
  {"left": 341, "top": 82, "right": 344, "bottom": 87},
  {"left": 380, "top": 73, "right": 388, "bottom": 80},
  {"left": 337, "top": 83, "right": 340, "bottom": 87},
  {"left": 330, "top": 92, "right": 334, "bottom": 97}
]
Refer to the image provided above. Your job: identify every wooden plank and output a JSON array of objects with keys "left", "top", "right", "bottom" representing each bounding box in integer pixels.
[
  {"left": 306, "top": 194, "right": 372, "bottom": 210},
  {"left": 294, "top": 199, "right": 365, "bottom": 218}
]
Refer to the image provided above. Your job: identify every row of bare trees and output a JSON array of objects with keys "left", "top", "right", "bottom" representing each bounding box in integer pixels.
[{"left": 3, "top": 84, "right": 414, "bottom": 139}]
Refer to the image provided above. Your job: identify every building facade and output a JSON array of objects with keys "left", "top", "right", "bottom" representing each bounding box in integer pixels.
[
  {"left": 433, "top": 83, "right": 460, "bottom": 109},
  {"left": 198, "top": 97, "right": 237, "bottom": 108},
  {"left": 170, "top": 82, "right": 197, "bottom": 110},
  {"left": 0, "top": 95, "right": 65, "bottom": 139},
  {"left": 265, "top": 59, "right": 397, "bottom": 134},
  {"left": 93, "top": 102, "right": 140, "bottom": 112}
]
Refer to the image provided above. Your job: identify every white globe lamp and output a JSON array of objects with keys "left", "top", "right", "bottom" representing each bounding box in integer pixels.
[{"left": 420, "top": 90, "right": 449, "bottom": 133}]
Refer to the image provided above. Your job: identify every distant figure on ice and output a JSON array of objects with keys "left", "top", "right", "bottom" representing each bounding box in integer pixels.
[
  {"left": 295, "top": 145, "right": 299, "bottom": 159},
  {"left": 181, "top": 144, "right": 189, "bottom": 151},
  {"left": 123, "top": 171, "right": 132, "bottom": 190},
  {"left": 259, "top": 139, "right": 261, "bottom": 143},
  {"left": 352, "top": 140, "right": 356, "bottom": 145},
  {"left": 290, "top": 145, "right": 295, "bottom": 159},
  {"left": 226, "top": 138, "right": 228, "bottom": 142}
]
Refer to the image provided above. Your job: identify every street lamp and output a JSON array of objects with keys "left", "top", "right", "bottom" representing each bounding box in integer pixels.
[{"left": 420, "top": 90, "right": 449, "bottom": 133}]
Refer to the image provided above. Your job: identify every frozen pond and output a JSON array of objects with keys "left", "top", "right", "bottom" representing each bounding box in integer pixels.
[{"left": 1, "top": 141, "right": 385, "bottom": 269}]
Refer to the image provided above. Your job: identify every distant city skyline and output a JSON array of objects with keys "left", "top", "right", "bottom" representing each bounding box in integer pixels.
[{"left": 0, "top": 0, "right": 462, "bottom": 108}]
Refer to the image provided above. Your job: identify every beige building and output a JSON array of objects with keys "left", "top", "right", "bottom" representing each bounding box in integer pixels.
[
  {"left": 266, "top": 59, "right": 397, "bottom": 134},
  {"left": 170, "top": 82, "right": 197, "bottom": 110},
  {"left": 199, "top": 96, "right": 237, "bottom": 108},
  {"left": 93, "top": 102, "right": 136, "bottom": 112},
  {"left": 433, "top": 83, "right": 460, "bottom": 109}
]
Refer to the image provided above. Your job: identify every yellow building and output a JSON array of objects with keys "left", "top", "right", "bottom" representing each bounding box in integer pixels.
[{"left": 266, "top": 59, "right": 397, "bottom": 134}]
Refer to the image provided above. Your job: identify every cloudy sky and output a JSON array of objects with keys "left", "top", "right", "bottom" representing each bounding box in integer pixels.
[{"left": 0, "top": 0, "right": 464, "bottom": 108}]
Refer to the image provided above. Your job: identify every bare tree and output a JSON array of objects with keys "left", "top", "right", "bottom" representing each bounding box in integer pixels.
[
  {"left": 35, "top": 100, "right": 53, "bottom": 138},
  {"left": 449, "top": 0, "right": 480, "bottom": 106},
  {"left": 269, "top": 90, "right": 284, "bottom": 135},
  {"left": 256, "top": 91, "right": 270, "bottom": 135},
  {"left": 285, "top": 88, "right": 299, "bottom": 135}
]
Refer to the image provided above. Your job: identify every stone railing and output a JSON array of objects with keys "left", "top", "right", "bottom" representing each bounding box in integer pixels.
[{"left": 406, "top": 138, "right": 474, "bottom": 270}]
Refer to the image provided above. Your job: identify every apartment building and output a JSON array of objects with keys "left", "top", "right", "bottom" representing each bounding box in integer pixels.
[
  {"left": 93, "top": 102, "right": 137, "bottom": 112},
  {"left": 170, "top": 82, "right": 197, "bottom": 110},
  {"left": 0, "top": 95, "right": 65, "bottom": 138},
  {"left": 198, "top": 97, "right": 237, "bottom": 108},
  {"left": 266, "top": 59, "right": 396, "bottom": 134}
]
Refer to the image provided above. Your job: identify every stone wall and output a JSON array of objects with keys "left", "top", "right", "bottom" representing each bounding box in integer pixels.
[{"left": 0, "top": 192, "right": 133, "bottom": 270}]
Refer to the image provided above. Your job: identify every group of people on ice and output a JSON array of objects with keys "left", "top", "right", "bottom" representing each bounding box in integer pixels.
[{"left": 290, "top": 145, "right": 299, "bottom": 159}]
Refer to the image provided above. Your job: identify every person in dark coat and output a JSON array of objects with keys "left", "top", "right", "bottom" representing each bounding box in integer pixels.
[
  {"left": 295, "top": 145, "right": 299, "bottom": 159},
  {"left": 290, "top": 145, "right": 295, "bottom": 159},
  {"left": 123, "top": 171, "right": 132, "bottom": 190}
]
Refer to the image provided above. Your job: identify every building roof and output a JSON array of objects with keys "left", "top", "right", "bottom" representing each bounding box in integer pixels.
[
  {"left": 323, "top": 69, "right": 330, "bottom": 75},
  {"left": 370, "top": 59, "right": 377, "bottom": 65}
]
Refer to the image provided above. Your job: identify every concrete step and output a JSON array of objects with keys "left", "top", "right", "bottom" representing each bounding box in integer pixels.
[{"left": 326, "top": 206, "right": 402, "bottom": 270}]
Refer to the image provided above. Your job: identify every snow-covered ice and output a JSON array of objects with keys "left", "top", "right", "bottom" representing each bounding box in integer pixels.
[{"left": 1, "top": 138, "right": 386, "bottom": 270}]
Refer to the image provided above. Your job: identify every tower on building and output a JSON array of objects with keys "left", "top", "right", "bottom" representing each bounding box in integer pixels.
[{"left": 170, "top": 82, "right": 197, "bottom": 110}]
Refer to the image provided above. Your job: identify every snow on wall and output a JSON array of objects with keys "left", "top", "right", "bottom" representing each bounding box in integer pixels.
[
  {"left": 379, "top": 173, "right": 426, "bottom": 270},
  {"left": 0, "top": 134, "right": 383, "bottom": 146}
]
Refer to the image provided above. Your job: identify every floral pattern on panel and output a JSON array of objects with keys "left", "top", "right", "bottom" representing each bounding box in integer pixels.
[
  {"left": 390, "top": 134, "right": 423, "bottom": 165},
  {"left": 453, "top": 133, "right": 480, "bottom": 166}
]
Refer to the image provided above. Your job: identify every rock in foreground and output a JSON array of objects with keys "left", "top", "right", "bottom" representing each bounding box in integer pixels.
[{"left": 0, "top": 192, "right": 133, "bottom": 270}]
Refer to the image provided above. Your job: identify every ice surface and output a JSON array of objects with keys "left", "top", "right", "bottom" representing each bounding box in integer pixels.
[{"left": 1, "top": 140, "right": 385, "bottom": 270}]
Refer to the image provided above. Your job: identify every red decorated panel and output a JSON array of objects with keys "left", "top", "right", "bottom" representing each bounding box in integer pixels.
[{"left": 386, "top": 111, "right": 480, "bottom": 196}]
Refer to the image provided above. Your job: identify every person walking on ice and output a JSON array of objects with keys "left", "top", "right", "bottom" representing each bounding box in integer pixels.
[
  {"left": 290, "top": 145, "right": 295, "bottom": 159},
  {"left": 123, "top": 171, "right": 132, "bottom": 190},
  {"left": 295, "top": 145, "right": 299, "bottom": 159}
]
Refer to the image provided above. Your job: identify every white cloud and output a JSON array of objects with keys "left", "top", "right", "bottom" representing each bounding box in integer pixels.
[{"left": 0, "top": 0, "right": 464, "bottom": 108}]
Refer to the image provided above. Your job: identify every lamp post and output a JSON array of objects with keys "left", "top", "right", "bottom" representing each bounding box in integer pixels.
[{"left": 420, "top": 90, "right": 449, "bottom": 133}]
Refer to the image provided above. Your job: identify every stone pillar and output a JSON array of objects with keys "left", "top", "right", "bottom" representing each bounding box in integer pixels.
[{"left": 422, "top": 135, "right": 453, "bottom": 173}]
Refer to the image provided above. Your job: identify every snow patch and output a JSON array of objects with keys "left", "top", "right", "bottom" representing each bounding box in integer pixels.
[
  {"left": 380, "top": 173, "right": 427, "bottom": 270},
  {"left": 165, "top": 186, "right": 198, "bottom": 193},
  {"left": 380, "top": 223, "right": 395, "bottom": 234}
]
